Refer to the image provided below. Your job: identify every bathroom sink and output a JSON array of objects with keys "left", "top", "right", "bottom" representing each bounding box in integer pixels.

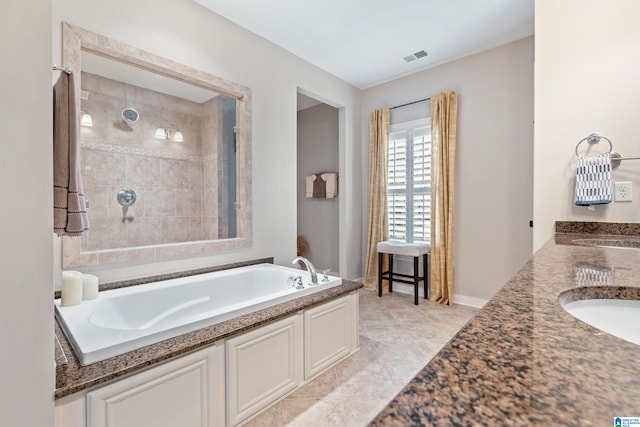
[
  {"left": 571, "top": 238, "right": 640, "bottom": 249},
  {"left": 561, "top": 298, "right": 640, "bottom": 346}
]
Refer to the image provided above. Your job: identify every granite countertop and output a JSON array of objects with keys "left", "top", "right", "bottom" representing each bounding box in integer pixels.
[
  {"left": 370, "top": 223, "right": 640, "bottom": 426},
  {"left": 55, "top": 268, "right": 362, "bottom": 399}
]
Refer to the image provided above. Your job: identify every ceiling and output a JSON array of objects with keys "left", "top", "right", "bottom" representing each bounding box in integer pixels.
[{"left": 194, "top": 0, "right": 534, "bottom": 90}]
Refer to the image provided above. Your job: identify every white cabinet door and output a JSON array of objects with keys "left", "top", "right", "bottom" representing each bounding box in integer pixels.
[
  {"left": 226, "top": 314, "right": 303, "bottom": 426},
  {"left": 86, "top": 344, "right": 224, "bottom": 427},
  {"left": 304, "top": 292, "right": 358, "bottom": 379}
]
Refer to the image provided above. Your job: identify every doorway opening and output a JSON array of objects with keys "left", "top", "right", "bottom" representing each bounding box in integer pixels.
[{"left": 296, "top": 92, "right": 340, "bottom": 275}]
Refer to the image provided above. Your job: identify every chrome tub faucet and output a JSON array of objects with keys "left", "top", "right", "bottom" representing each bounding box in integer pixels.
[{"left": 292, "top": 256, "right": 318, "bottom": 285}]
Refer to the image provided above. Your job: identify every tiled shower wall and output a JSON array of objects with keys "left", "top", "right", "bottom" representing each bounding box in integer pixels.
[{"left": 79, "top": 72, "right": 233, "bottom": 252}]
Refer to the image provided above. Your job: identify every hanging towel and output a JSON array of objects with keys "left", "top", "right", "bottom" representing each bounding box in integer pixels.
[
  {"left": 53, "top": 72, "right": 90, "bottom": 236},
  {"left": 305, "top": 175, "right": 315, "bottom": 198},
  {"left": 321, "top": 173, "right": 338, "bottom": 198},
  {"left": 574, "top": 153, "right": 612, "bottom": 206},
  {"left": 313, "top": 174, "right": 326, "bottom": 198}
]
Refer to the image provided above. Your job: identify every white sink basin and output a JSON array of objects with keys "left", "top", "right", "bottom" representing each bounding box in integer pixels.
[{"left": 562, "top": 299, "right": 640, "bottom": 346}]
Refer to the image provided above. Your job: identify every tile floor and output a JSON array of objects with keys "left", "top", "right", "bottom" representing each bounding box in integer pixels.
[{"left": 244, "top": 288, "right": 480, "bottom": 427}]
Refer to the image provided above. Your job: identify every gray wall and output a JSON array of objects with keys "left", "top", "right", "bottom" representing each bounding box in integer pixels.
[
  {"left": 297, "top": 103, "right": 340, "bottom": 273},
  {"left": 362, "top": 37, "right": 535, "bottom": 303},
  {"left": 0, "top": 0, "right": 54, "bottom": 425}
]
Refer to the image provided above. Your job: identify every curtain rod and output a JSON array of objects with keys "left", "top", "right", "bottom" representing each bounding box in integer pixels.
[{"left": 390, "top": 97, "right": 430, "bottom": 110}]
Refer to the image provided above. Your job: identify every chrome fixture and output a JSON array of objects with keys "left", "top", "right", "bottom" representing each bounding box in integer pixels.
[
  {"left": 575, "top": 133, "right": 612, "bottom": 157},
  {"left": 117, "top": 188, "right": 137, "bottom": 206},
  {"left": 292, "top": 256, "right": 318, "bottom": 285},
  {"left": 121, "top": 107, "right": 139, "bottom": 123},
  {"left": 154, "top": 127, "right": 183, "bottom": 142},
  {"left": 322, "top": 269, "right": 331, "bottom": 282},
  {"left": 288, "top": 276, "right": 304, "bottom": 290},
  {"left": 574, "top": 132, "right": 640, "bottom": 169},
  {"left": 52, "top": 64, "right": 72, "bottom": 75}
]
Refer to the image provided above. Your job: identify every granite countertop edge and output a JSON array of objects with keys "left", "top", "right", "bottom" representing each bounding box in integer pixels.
[{"left": 55, "top": 272, "right": 362, "bottom": 400}]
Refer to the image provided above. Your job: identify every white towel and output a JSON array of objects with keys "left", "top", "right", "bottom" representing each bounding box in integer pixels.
[
  {"left": 574, "top": 153, "right": 612, "bottom": 206},
  {"left": 305, "top": 175, "right": 315, "bottom": 198},
  {"left": 321, "top": 173, "right": 338, "bottom": 198}
]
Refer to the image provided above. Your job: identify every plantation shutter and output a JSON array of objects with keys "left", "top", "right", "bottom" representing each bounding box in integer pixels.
[{"left": 387, "top": 120, "right": 431, "bottom": 243}]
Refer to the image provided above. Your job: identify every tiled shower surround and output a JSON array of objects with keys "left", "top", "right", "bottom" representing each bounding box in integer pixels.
[
  {"left": 60, "top": 22, "right": 252, "bottom": 268},
  {"left": 79, "top": 72, "right": 236, "bottom": 252}
]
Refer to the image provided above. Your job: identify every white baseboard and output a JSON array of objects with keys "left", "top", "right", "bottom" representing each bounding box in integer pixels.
[
  {"left": 452, "top": 293, "right": 488, "bottom": 308},
  {"left": 389, "top": 282, "right": 488, "bottom": 308}
]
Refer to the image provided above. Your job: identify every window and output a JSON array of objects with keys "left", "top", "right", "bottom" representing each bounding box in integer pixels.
[{"left": 387, "top": 118, "right": 431, "bottom": 243}]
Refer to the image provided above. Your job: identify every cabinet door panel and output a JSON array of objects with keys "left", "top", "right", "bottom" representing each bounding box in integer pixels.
[
  {"left": 227, "top": 314, "right": 302, "bottom": 426},
  {"left": 87, "top": 346, "right": 222, "bottom": 427},
  {"left": 304, "top": 295, "right": 352, "bottom": 379}
]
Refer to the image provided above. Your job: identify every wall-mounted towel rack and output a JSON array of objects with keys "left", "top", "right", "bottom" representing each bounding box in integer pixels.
[
  {"left": 575, "top": 133, "right": 612, "bottom": 157},
  {"left": 52, "top": 64, "right": 73, "bottom": 75},
  {"left": 575, "top": 132, "right": 638, "bottom": 169}
]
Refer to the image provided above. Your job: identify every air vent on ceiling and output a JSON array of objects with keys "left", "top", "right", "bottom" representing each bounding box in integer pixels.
[{"left": 403, "top": 50, "right": 429, "bottom": 63}]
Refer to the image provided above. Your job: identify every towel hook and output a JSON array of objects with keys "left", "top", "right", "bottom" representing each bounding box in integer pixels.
[
  {"left": 52, "top": 64, "right": 73, "bottom": 75},
  {"left": 575, "top": 133, "right": 612, "bottom": 158}
]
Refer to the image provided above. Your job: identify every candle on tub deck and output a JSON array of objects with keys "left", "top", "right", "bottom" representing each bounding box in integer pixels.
[
  {"left": 61, "top": 271, "right": 83, "bottom": 307},
  {"left": 82, "top": 274, "right": 99, "bottom": 300}
]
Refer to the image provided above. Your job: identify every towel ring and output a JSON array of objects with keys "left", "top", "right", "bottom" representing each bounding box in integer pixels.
[{"left": 575, "top": 133, "right": 612, "bottom": 157}]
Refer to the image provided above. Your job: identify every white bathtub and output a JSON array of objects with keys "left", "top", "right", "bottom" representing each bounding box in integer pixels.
[{"left": 55, "top": 263, "right": 342, "bottom": 365}]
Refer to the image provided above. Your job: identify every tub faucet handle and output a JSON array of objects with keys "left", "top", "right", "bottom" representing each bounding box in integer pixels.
[
  {"left": 288, "top": 276, "right": 304, "bottom": 289},
  {"left": 322, "top": 269, "right": 330, "bottom": 282}
]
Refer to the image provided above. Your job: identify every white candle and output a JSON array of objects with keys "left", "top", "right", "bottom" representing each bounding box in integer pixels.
[
  {"left": 61, "top": 271, "right": 83, "bottom": 307},
  {"left": 82, "top": 274, "right": 99, "bottom": 300}
]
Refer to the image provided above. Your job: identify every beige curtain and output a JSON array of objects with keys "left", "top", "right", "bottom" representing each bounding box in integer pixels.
[
  {"left": 430, "top": 92, "right": 458, "bottom": 305},
  {"left": 363, "top": 108, "right": 390, "bottom": 290}
]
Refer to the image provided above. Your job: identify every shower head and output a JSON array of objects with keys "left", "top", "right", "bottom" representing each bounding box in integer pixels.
[{"left": 121, "top": 107, "right": 139, "bottom": 123}]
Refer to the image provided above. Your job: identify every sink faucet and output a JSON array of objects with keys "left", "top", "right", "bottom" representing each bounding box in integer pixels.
[{"left": 292, "top": 256, "right": 318, "bottom": 285}]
